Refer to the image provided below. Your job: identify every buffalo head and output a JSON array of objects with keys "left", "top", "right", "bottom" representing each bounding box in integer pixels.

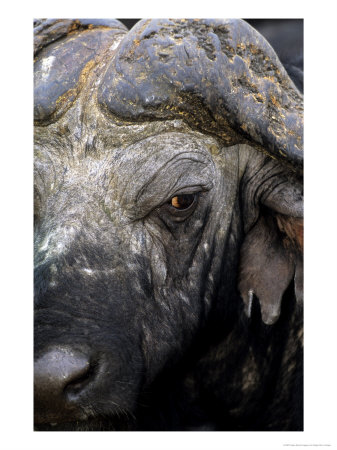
[{"left": 34, "top": 19, "right": 303, "bottom": 431}]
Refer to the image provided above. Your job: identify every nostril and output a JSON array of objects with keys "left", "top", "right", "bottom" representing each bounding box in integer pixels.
[
  {"left": 64, "top": 360, "right": 97, "bottom": 398},
  {"left": 35, "top": 348, "right": 90, "bottom": 388},
  {"left": 34, "top": 347, "right": 92, "bottom": 422}
]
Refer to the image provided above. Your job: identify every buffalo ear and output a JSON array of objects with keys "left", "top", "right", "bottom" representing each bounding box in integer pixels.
[{"left": 238, "top": 212, "right": 303, "bottom": 325}]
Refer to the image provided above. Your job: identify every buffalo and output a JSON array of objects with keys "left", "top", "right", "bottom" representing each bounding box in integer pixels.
[{"left": 34, "top": 18, "right": 303, "bottom": 431}]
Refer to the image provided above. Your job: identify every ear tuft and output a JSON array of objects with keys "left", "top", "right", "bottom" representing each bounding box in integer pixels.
[{"left": 275, "top": 215, "right": 303, "bottom": 252}]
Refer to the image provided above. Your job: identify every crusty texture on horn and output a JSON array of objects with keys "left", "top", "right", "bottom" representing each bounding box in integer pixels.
[{"left": 97, "top": 19, "right": 303, "bottom": 171}]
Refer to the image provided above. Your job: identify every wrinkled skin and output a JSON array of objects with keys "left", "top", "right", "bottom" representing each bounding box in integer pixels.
[{"left": 34, "top": 19, "right": 303, "bottom": 431}]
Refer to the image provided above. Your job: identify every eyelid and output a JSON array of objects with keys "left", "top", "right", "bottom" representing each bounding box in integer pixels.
[
  {"left": 169, "top": 181, "right": 213, "bottom": 198},
  {"left": 157, "top": 181, "right": 213, "bottom": 212},
  {"left": 127, "top": 180, "right": 213, "bottom": 221}
]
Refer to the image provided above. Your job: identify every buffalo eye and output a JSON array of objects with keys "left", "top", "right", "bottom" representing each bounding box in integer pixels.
[{"left": 170, "top": 194, "right": 196, "bottom": 210}]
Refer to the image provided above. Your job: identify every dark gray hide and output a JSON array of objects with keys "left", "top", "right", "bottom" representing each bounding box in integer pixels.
[{"left": 34, "top": 19, "right": 303, "bottom": 431}]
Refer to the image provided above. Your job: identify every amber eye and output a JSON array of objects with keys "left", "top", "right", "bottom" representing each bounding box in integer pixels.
[{"left": 170, "top": 194, "right": 195, "bottom": 210}]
